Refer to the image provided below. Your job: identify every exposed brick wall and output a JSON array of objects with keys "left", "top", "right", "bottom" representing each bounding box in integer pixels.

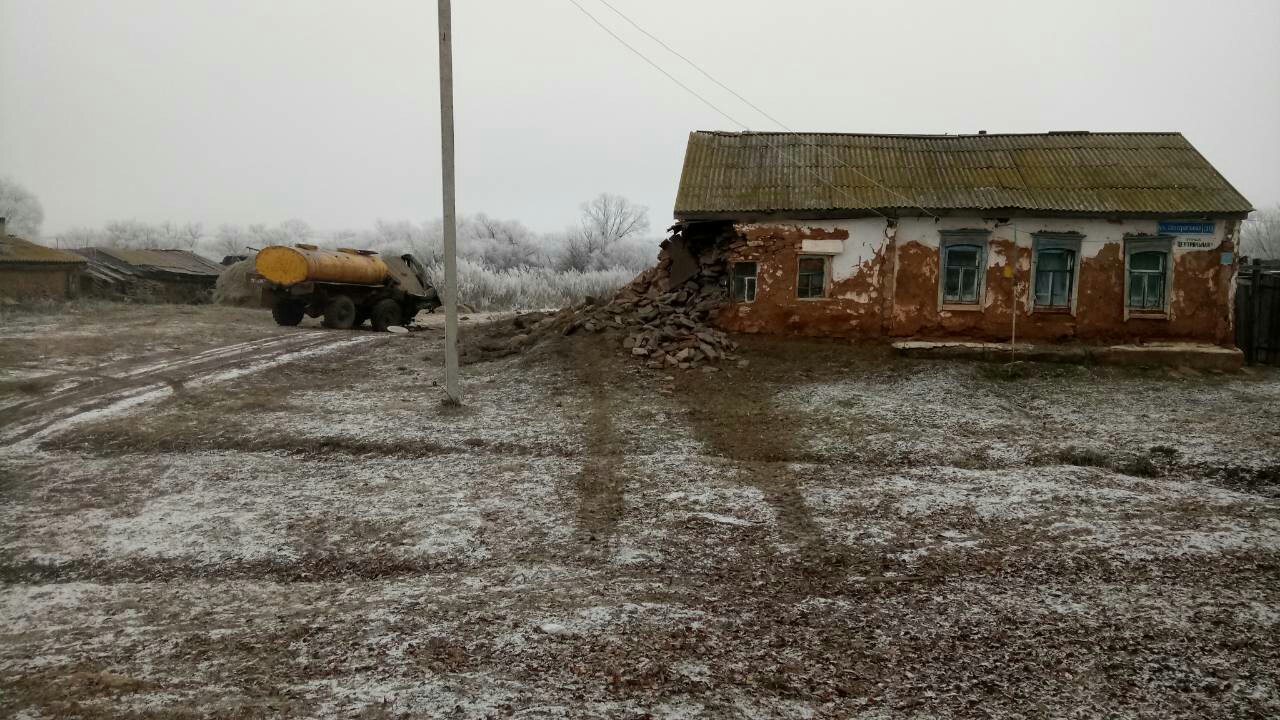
[
  {"left": 695, "top": 219, "right": 1238, "bottom": 346},
  {"left": 713, "top": 223, "right": 887, "bottom": 339}
]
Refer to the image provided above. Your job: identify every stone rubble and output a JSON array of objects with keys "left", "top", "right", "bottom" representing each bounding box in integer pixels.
[{"left": 460, "top": 239, "right": 738, "bottom": 370}]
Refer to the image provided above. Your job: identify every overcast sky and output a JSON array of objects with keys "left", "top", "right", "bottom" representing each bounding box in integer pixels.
[{"left": 2, "top": 0, "right": 1278, "bottom": 237}]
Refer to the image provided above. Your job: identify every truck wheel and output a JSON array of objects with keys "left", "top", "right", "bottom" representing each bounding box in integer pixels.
[
  {"left": 322, "top": 295, "right": 357, "bottom": 329},
  {"left": 370, "top": 298, "right": 402, "bottom": 332},
  {"left": 271, "top": 298, "right": 305, "bottom": 326}
]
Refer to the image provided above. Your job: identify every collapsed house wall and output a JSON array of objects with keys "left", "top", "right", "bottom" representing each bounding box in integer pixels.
[
  {"left": 702, "top": 215, "right": 1238, "bottom": 346},
  {"left": 711, "top": 219, "right": 889, "bottom": 338}
]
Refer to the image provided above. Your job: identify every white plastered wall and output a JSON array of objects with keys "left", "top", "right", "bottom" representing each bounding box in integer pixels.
[{"left": 734, "top": 216, "right": 1228, "bottom": 318}]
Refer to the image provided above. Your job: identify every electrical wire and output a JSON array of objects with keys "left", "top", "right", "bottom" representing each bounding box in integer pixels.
[
  {"left": 565, "top": 0, "right": 887, "bottom": 219},
  {"left": 587, "top": 0, "right": 939, "bottom": 219}
]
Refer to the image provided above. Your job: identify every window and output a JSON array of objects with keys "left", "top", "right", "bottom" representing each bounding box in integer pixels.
[
  {"left": 1128, "top": 251, "right": 1167, "bottom": 310},
  {"left": 1124, "top": 237, "right": 1172, "bottom": 314},
  {"left": 942, "top": 243, "right": 984, "bottom": 304},
  {"left": 796, "top": 256, "right": 826, "bottom": 299},
  {"left": 1031, "top": 233, "right": 1083, "bottom": 310},
  {"left": 731, "top": 261, "right": 757, "bottom": 303},
  {"left": 1034, "top": 249, "right": 1075, "bottom": 307}
]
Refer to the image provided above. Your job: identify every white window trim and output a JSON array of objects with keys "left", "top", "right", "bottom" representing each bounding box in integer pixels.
[
  {"left": 938, "top": 230, "right": 990, "bottom": 311},
  {"left": 1030, "top": 233, "right": 1084, "bottom": 316},
  {"left": 731, "top": 261, "right": 757, "bottom": 304},
  {"left": 796, "top": 254, "right": 829, "bottom": 301},
  {"left": 1123, "top": 235, "right": 1174, "bottom": 320}
]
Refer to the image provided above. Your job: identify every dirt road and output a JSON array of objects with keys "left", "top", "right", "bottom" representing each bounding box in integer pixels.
[
  {"left": 2, "top": 305, "right": 1279, "bottom": 718},
  {"left": 0, "top": 328, "right": 377, "bottom": 447}
]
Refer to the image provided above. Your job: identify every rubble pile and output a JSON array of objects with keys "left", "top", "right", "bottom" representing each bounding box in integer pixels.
[
  {"left": 565, "top": 246, "right": 737, "bottom": 369},
  {"left": 461, "top": 235, "right": 740, "bottom": 370}
]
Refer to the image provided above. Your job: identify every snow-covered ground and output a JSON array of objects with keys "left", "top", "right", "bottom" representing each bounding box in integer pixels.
[{"left": 1, "top": 305, "right": 1278, "bottom": 718}]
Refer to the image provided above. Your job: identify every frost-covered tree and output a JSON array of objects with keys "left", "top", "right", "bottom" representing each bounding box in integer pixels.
[
  {"left": 558, "top": 193, "right": 652, "bottom": 272},
  {"left": 462, "top": 213, "right": 542, "bottom": 270},
  {"left": 213, "top": 224, "right": 252, "bottom": 257},
  {"left": 277, "top": 218, "right": 313, "bottom": 244},
  {"left": 578, "top": 193, "right": 649, "bottom": 248},
  {"left": 1242, "top": 205, "right": 1280, "bottom": 261},
  {"left": 55, "top": 226, "right": 106, "bottom": 248},
  {"left": 363, "top": 219, "right": 442, "bottom": 264},
  {"left": 103, "top": 219, "right": 164, "bottom": 248},
  {"left": 0, "top": 177, "right": 45, "bottom": 238},
  {"left": 180, "top": 222, "right": 204, "bottom": 251}
]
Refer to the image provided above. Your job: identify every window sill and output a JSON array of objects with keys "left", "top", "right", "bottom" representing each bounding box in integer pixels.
[
  {"left": 940, "top": 303, "right": 983, "bottom": 313},
  {"left": 1032, "top": 306, "right": 1074, "bottom": 316},
  {"left": 1126, "top": 311, "right": 1169, "bottom": 321},
  {"left": 796, "top": 296, "right": 829, "bottom": 302}
]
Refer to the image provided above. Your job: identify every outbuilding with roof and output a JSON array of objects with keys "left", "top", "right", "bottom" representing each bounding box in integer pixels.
[{"left": 0, "top": 217, "right": 87, "bottom": 301}]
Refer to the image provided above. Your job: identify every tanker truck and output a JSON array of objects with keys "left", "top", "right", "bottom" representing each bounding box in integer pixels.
[{"left": 255, "top": 244, "right": 441, "bottom": 330}]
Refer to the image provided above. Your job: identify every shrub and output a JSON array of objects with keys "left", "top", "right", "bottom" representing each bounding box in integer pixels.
[{"left": 424, "top": 257, "right": 638, "bottom": 311}]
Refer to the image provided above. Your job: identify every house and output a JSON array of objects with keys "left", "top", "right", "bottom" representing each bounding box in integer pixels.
[
  {"left": 73, "top": 247, "right": 224, "bottom": 303},
  {"left": 672, "top": 131, "right": 1253, "bottom": 346},
  {"left": 0, "top": 217, "right": 87, "bottom": 301}
]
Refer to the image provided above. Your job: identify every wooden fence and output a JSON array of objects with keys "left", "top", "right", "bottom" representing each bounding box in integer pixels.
[{"left": 1236, "top": 260, "right": 1280, "bottom": 365}]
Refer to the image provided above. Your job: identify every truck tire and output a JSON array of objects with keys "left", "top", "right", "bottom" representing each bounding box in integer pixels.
[
  {"left": 322, "top": 295, "right": 357, "bottom": 329},
  {"left": 370, "top": 298, "right": 402, "bottom": 332},
  {"left": 271, "top": 298, "right": 305, "bottom": 327}
]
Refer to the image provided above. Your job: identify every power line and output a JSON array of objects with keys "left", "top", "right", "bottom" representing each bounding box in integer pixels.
[
  {"left": 586, "top": 0, "right": 939, "bottom": 219},
  {"left": 565, "top": 0, "right": 751, "bottom": 130},
  {"left": 566, "top": 0, "right": 886, "bottom": 219},
  {"left": 594, "top": 0, "right": 790, "bottom": 131}
]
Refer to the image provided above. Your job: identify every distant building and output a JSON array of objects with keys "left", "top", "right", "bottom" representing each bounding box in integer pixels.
[
  {"left": 672, "top": 130, "right": 1253, "bottom": 345},
  {"left": 73, "top": 247, "right": 224, "bottom": 303},
  {"left": 0, "top": 217, "right": 87, "bottom": 301}
]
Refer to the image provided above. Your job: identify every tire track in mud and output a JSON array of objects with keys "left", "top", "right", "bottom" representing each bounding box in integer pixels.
[
  {"left": 567, "top": 340, "right": 627, "bottom": 558},
  {"left": 669, "top": 351, "right": 852, "bottom": 580},
  {"left": 563, "top": 334, "right": 850, "bottom": 578},
  {"left": 0, "top": 331, "right": 378, "bottom": 447}
]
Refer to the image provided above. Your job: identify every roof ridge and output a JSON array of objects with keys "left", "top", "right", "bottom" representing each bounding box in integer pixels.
[
  {"left": 693, "top": 130, "right": 1188, "bottom": 138},
  {"left": 676, "top": 129, "right": 1253, "bottom": 216}
]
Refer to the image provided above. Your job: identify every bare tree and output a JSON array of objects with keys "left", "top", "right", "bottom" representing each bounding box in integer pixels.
[
  {"left": 156, "top": 221, "right": 184, "bottom": 249},
  {"left": 0, "top": 177, "right": 45, "bottom": 238},
  {"left": 331, "top": 229, "right": 359, "bottom": 245},
  {"left": 181, "top": 222, "right": 204, "bottom": 251},
  {"left": 577, "top": 193, "right": 649, "bottom": 251},
  {"left": 557, "top": 193, "right": 650, "bottom": 271},
  {"left": 213, "top": 224, "right": 251, "bottom": 257},
  {"left": 1241, "top": 205, "right": 1280, "bottom": 261},
  {"left": 104, "top": 220, "right": 163, "bottom": 248},
  {"left": 277, "top": 219, "right": 313, "bottom": 244}
]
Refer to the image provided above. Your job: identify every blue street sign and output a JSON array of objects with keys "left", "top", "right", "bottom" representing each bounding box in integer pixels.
[{"left": 1159, "top": 221, "right": 1215, "bottom": 235}]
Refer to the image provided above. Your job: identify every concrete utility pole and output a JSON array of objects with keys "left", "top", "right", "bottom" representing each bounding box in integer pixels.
[{"left": 437, "top": 0, "right": 461, "bottom": 403}]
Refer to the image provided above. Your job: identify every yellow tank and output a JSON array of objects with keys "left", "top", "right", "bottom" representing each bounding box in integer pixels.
[{"left": 256, "top": 244, "right": 389, "bottom": 286}]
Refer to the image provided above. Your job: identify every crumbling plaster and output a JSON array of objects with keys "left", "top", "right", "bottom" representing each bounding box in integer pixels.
[{"left": 713, "top": 216, "right": 1237, "bottom": 345}]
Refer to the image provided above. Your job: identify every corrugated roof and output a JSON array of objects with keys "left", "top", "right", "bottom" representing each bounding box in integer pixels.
[
  {"left": 674, "top": 131, "right": 1254, "bottom": 218},
  {"left": 0, "top": 236, "right": 88, "bottom": 265},
  {"left": 72, "top": 247, "right": 224, "bottom": 277}
]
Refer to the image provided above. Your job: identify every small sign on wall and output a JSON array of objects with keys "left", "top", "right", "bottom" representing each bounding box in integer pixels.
[
  {"left": 1159, "top": 220, "right": 1215, "bottom": 235},
  {"left": 1177, "top": 239, "right": 1216, "bottom": 249}
]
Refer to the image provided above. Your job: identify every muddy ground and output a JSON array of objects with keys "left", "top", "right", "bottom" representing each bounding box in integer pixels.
[{"left": 1, "top": 303, "right": 1278, "bottom": 719}]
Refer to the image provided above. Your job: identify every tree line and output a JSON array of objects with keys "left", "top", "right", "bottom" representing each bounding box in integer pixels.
[
  {"left": 10, "top": 173, "right": 1279, "bottom": 264},
  {"left": 0, "top": 177, "right": 659, "bottom": 274}
]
